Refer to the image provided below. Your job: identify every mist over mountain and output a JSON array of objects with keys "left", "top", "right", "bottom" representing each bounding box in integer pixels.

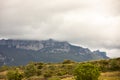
[{"left": 0, "top": 39, "right": 109, "bottom": 66}]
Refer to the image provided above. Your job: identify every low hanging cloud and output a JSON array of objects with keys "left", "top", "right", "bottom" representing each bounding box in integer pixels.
[{"left": 0, "top": 0, "right": 120, "bottom": 57}]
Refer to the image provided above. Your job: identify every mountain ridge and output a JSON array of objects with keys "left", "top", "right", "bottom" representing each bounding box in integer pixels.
[{"left": 0, "top": 39, "right": 109, "bottom": 66}]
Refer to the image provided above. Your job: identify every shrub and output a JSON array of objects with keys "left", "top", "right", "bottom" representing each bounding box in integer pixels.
[
  {"left": 109, "top": 59, "right": 120, "bottom": 71},
  {"left": 24, "top": 63, "right": 37, "bottom": 77},
  {"left": 0, "top": 66, "right": 9, "bottom": 72},
  {"left": 43, "top": 71, "right": 52, "bottom": 78},
  {"left": 7, "top": 69, "right": 23, "bottom": 80},
  {"left": 36, "top": 69, "right": 42, "bottom": 76},
  {"left": 56, "top": 69, "right": 67, "bottom": 76},
  {"left": 36, "top": 62, "right": 44, "bottom": 69},
  {"left": 74, "top": 63, "right": 100, "bottom": 80},
  {"left": 62, "top": 60, "right": 75, "bottom": 64}
]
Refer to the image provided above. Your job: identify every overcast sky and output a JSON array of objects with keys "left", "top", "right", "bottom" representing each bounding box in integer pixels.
[{"left": 0, "top": 0, "right": 120, "bottom": 58}]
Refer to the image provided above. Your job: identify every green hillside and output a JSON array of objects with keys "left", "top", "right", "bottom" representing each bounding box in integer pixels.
[{"left": 0, "top": 58, "right": 120, "bottom": 80}]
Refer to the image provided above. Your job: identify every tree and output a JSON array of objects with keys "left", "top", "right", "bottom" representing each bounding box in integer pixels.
[{"left": 74, "top": 63, "right": 100, "bottom": 80}]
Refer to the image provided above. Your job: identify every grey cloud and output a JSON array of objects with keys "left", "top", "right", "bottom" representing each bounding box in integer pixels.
[{"left": 0, "top": 0, "right": 120, "bottom": 57}]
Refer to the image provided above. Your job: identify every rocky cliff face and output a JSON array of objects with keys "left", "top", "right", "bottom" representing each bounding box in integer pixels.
[
  {"left": 0, "top": 39, "right": 109, "bottom": 66},
  {"left": 0, "top": 39, "right": 44, "bottom": 51},
  {"left": 0, "top": 39, "right": 70, "bottom": 51}
]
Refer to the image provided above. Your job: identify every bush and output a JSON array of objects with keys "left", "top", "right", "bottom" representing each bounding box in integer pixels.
[
  {"left": 24, "top": 63, "right": 37, "bottom": 77},
  {"left": 109, "top": 59, "right": 120, "bottom": 71},
  {"left": 36, "top": 62, "right": 44, "bottom": 69},
  {"left": 74, "top": 63, "right": 100, "bottom": 80},
  {"left": 7, "top": 69, "right": 23, "bottom": 80},
  {"left": 56, "top": 69, "right": 67, "bottom": 76},
  {"left": 0, "top": 66, "right": 9, "bottom": 72},
  {"left": 43, "top": 71, "right": 52, "bottom": 78},
  {"left": 62, "top": 60, "right": 75, "bottom": 64}
]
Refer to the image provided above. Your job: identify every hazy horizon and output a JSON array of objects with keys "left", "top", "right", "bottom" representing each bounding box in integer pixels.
[{"left": 0, "top": 0, "right": 120, "bottom": 58}]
